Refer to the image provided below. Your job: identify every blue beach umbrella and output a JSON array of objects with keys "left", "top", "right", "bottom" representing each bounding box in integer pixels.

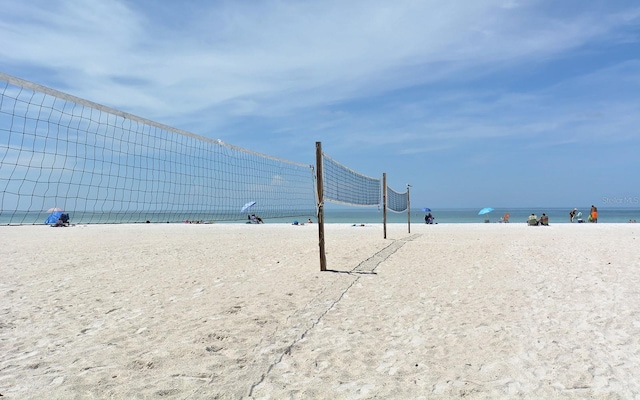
[
  {"left": 478, "top": 207, "right": 494, "bottom": 216},
  {"left": 241, "top": 201, "right": 256, "bottom": 213},
  {"left": 421, "top": 207, "right": 431, "bottom": 212}
]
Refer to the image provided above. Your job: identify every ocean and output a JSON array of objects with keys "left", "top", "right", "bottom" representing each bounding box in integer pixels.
[
  {"left": 3, "top": 207, "right": 639, "bottom": 225},
  {"left": 316, "top": 207, "right": 640, "bottom": 225}
]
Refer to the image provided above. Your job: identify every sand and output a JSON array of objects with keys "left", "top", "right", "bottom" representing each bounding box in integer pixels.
[{"left": 2, "top": 222, "right": 640, "bottom": 399}]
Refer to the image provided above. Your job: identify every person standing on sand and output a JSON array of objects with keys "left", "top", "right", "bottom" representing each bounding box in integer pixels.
[
  {"left": 570, "top": 208, "right": 577, "bottom": 223},
  {"left": 590, "top": 205, "right": 598, "bottom": 223}
]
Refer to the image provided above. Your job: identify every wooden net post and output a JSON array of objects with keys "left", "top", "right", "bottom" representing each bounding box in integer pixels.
[
  {"left": 383, "top": 173, "right": 387, "bottom": 239},
  {"left": 407, "top": 184, "right": 411, "bottom": 234},
  {"left": 316, "top": 142, "right": 326, "bottom": 271}
]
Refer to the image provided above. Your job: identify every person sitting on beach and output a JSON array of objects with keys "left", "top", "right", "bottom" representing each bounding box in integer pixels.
[
  {"left": 528, "top": 214, "right": 538, "bottom": 226},
  {"left": 52, "top": 213, "right": 70, "bottom": 227},
  {"left": 307, "top": 218, "right": 313, "bottom": 224},
  {"left": 540, "top": 213, "right": 549, "bottom": 226},
  {"left": 425, "top": 213, "right": 434, "bottom": 224}
]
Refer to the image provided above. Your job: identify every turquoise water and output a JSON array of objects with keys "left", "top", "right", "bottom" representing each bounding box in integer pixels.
[
  {"left": 3, "top": 207, "right": 638, "bottom": 225},
  {"left": 317, "top": 207, "right": 639, "bottom": 224}
]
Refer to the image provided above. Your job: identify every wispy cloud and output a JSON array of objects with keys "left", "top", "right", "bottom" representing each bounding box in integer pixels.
[{"left": 4, "top": 1, "right": 637, "bottom": 121}]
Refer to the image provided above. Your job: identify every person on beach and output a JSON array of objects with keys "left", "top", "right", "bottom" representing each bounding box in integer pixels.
[
  {"left": 590, "top": 205, "right": 598, "bottom": 223},
  {"left": 540, "top": 213, "right": 549, "bottom": 226},
  {"left": 528, "top": 213, "right": 538, "bottom": 226},
  {"left": 570, "top": 208, "right": 577, "bottom": 223},
  {"left": 307, "top": 218, "right": 313, "bottom": 224},
  {"left": 52, "top": 213, "right": 70, "bottom": 227},
  {"left": 425, "top": 213, "right": 434, "bottom": 224}
]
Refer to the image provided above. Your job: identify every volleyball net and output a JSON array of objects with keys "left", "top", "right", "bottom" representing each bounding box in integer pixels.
[
  {"left": 320, "top": 153, "right": 382, "bottom": 207},
  {"left": 0, "top": 73, "right": 316, "bottom": 225},
  {"left": 320, "top": 152, "right": 408, "bottom": 212},
  {"left": 1, "top": 72, "right": 409, "bottom": 226},
  {"left": 386, "top": 186, "right": 409, "bottom": 213}
]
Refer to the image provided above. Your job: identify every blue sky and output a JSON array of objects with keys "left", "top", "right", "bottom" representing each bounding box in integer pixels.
[{"left": 1, "top": 0, "right": 639, "bottom": 209}]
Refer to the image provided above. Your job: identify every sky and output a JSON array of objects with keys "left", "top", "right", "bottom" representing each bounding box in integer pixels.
[{"left": 1, "top": 0, "right": 640, "bottom": 209}]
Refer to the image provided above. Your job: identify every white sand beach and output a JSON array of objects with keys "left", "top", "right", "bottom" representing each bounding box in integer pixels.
[{"left": 2, "top": 222, "right": 640, "bottom": 399}]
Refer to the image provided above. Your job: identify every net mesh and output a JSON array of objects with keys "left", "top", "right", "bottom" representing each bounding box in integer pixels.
[
  {"left": 0, "top": 73, "right": 316, "bottom": 225},
  {"left": 0, "top": 73, "right": 411, "bottom": 226},
  {"left": 387, "top": 186, "right": 408, "bottom": 212},
  {"left": 321, "top": 153, "right": 381, "bottom": 207}
]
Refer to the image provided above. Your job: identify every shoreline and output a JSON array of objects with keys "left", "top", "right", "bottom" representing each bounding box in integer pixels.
[
  {"left": 3, "top": 205, "right": 639, "bottom": 226},
  {"left": 2, "top": 220, "right": 639, "bottom": 229}
]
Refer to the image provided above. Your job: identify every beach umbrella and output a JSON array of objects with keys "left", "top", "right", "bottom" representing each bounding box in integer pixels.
[
  {"left": 241, "top": 201, "right": 256, "bottom": 213},
  {"left": 478, "top": 207, "right": 494, "bottom": 216},
  {"left": 47, "top": 207, "right": 64, "bottom": 213},
  {"left": 421, "top": 207, "right": 431, "bottom": 212}
]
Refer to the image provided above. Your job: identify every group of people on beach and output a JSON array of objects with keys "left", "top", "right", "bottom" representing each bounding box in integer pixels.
[
  {"left": 528, "top": 213, "right": 549, "bottom": 226},
  {"left": 51, "top": 213, "right": 70, "bottom": 227},
  {"left": 292, "top": 218, "right": 313, "bottom": 225},
  {"left": 569, "top": 206, "right": 598, "bottom": 223}
]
